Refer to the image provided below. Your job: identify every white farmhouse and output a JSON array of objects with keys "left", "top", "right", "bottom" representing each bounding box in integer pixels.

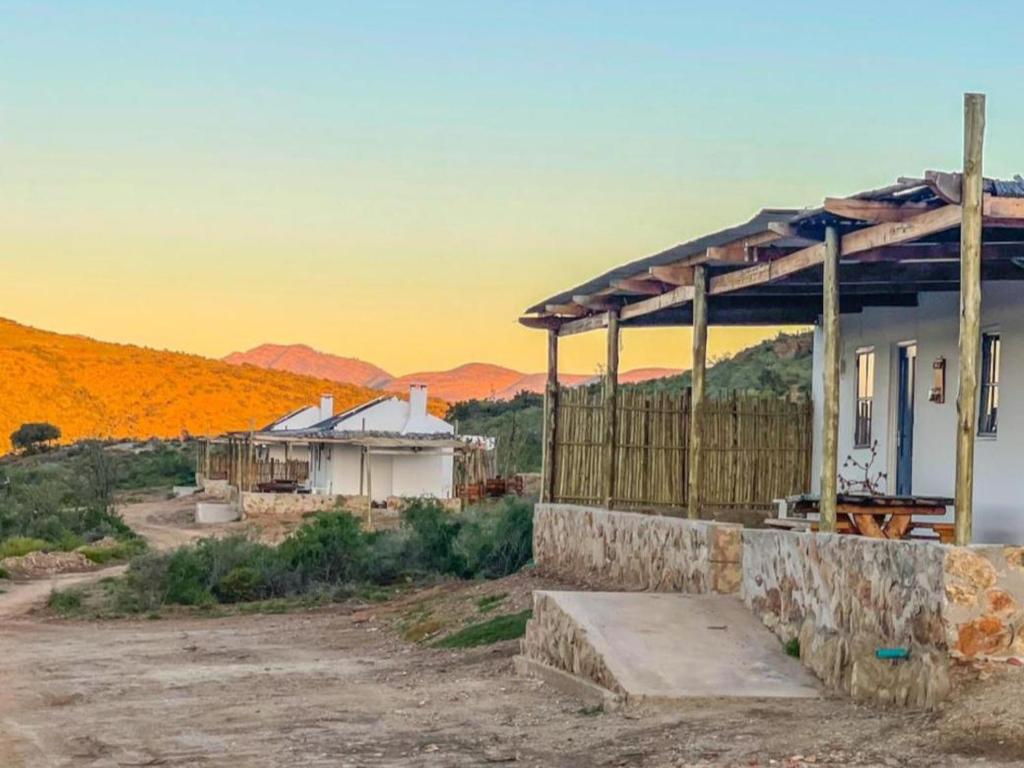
[{"left": 264, "top": 384, "right": 458, "bottom": 503}]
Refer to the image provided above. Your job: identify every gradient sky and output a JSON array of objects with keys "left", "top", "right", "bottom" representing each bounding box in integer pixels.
[{"left": 3, "top": 2, "right": 1023, "bottom": 376}]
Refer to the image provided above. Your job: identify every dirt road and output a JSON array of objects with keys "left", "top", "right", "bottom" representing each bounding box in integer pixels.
[{"left": 2, "top": 572, "right": 1022, "bottom": 767}]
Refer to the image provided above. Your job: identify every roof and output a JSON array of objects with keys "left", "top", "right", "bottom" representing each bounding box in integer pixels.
[
  {"left": 527, "top": 208, "right": 799, "bottom": 313},
  {"left": 520, "top": 170, "right": 1024, "bottom": 329},
  {"left": 309, "top": 395, "right": 391, "bottom": 431},
  {"left": 248, "top": 429, "right": 465, "bottom": 450},
  {"left": 260, "top": 405, "right": 317, "bottom": 432}
]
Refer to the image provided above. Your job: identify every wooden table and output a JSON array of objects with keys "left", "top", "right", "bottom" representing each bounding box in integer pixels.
[{"left": 779, "top": 494, "right": 954, "bottom": 541}]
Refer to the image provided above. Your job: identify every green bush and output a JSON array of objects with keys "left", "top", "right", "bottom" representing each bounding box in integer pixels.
[
  {"left": 47, "top": 587, "right": 84, "bottom": 616},
  {"left": 402, "top": 500, "right": 465, "bottom": 575},
  {"left": 0, "top": 536, "right": 52, "bottom": 559},
  {"left": 455, "top": 497, "right": 533, "bottom": 579},
  {"left": 278, "top": 511, "right": 368, "bottom": 584},
  {"left": 78, "top": 538, "right": 147, "bottom": 565},
  {"left": 217, "top": 566, "right": 263, "bottom": 603}
]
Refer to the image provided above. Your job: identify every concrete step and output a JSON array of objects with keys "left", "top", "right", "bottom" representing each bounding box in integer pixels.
[{"left": 520, "top": 591, "right": 820, "bottom": 705}]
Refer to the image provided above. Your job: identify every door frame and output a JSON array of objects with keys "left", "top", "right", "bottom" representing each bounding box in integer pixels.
[{"left": 891, "top": 341, "right": 917, "bottom": 496}]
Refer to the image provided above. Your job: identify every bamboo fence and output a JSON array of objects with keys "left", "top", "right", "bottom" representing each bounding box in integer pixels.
[{"left": 552, "top": 386, "right": 812, "bottom": 514}]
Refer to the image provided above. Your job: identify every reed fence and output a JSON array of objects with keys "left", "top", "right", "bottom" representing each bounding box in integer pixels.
[{"left": 552, "top": 387, "right": 812, "bottom": 513}]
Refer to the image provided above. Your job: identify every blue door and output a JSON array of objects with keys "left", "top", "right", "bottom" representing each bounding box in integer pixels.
[{"left": 895, "top": 344, "right": 917, "bottom": 496}]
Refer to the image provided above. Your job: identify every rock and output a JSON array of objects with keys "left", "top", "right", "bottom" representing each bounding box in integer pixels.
[
  {"left": 955, "top": 616, "right": 1011, "bottom": 657},
  {"left": 944, "top": 548, "right": 997, "bottom": 595}
]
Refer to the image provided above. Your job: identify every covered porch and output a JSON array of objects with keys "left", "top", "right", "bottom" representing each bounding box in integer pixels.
[{"left": 520, "top": 93, "right": 1024, "bottom": 545}]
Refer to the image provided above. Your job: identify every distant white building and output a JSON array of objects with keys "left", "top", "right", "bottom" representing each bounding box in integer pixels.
[{"left": 258, "top": 384, "right": 458, "bottom": 503}]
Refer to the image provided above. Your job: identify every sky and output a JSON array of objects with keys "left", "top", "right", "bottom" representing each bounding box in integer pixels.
[{"left": 2, "top": 2, "right": 1023, "bottom": 376}]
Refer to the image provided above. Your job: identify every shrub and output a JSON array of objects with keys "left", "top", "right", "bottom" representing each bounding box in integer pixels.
[
  {"left": 217, "top": 566, "right": 263, "bottom": 603},
  {"left": 455, "top": 497, "right": 533, "bottom": 579},
  {"left": 161, "top": 536, "right": 286, "bottom": 606},
  {"left": 278, "top": 511, "right": 369, "bottom": 585},
  {"left": 0, "top": 536, "right": 51, "bottom": 559},
  {"left": 78, "top": 538, "right": 147, "bottom": 565},
  {"left": 47, "top": 587, "right": 84, "bottom": 616},
  {"left": 401, "top": 500, "right": 464, "bottom": 575}
]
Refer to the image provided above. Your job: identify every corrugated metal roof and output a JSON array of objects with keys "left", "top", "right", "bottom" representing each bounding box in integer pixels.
[{"left": 526, "top": 208, "right": 799, "bottom": 313}]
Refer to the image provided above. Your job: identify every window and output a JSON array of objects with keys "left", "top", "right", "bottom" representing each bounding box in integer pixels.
[
  {"left": 854, "top": 348, "right": 875, "bottom": 447},
  {"left": 978, "top": 332, "right": 1000, "bottom": 436}
]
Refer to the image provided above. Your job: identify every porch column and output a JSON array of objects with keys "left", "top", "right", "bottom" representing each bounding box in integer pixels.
[
  {"left": 819, "top": 225, "right": 841, "bottom": 533},
  {"left": 541, "top": 329, "right": 559, "bottom": 503},
  {"left": 688, "top": 265, "right": 708, "bottom": 520},
  {"left": 603, "top": 310, "right": 620, "bottom": 509},
  {"left": 203, "top": 439, "right": 211, "bottom": 480},
  {"left": 955, "top": 92, "right": 986, "bottom": 546}
]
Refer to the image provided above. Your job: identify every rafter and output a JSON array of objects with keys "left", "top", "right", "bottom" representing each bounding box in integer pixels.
[
  {"left": 611, "top": 277, "right": 664, "bottom": 295},
  {"left": 648, "top": 264, "right": 694, "bottom": 285},
  {"left": 823, "top": 197, "right": 940, "bottom": 223}
]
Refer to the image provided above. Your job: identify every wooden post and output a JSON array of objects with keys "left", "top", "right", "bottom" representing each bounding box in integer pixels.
[
  {"left": 603, "top": 310, "right": 620, "bottom": 509},
  {"left": 688, "top": 266, "right": 708, "bottom": 519},
  {"left": 955, "top": 92, "right": 986, "bottom": 546},
  {"left": 819, "top": 225, "right": 841, "bottom": 533},
  {"left": 204, "top": 438, "right": 212, "bottom": 480},
  {"left": 541, "top": 329, "right": 559, "bottom": 503},
  {"left": 366, "top": 449, "right": 374, "bottom": 529}
]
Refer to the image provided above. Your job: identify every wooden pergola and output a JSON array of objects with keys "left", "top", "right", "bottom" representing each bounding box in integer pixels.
[{"left": 520, "top": 94, "right": 1024, "bottom": 544}]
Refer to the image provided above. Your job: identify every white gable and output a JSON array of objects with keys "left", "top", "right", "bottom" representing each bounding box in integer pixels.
[
  {"left": 331, "top": 397, "right": 453, "bottom": 435},
  {"left": 267, "top": 405, "right": 323, "bottom": 431}
]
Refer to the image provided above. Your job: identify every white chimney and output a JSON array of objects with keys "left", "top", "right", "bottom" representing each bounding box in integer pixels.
[
  {"left": 320, "top": 393, "right": 334, "bottom": 422},
  {"left": 409, "top": 384, "right": 428, "bottom": 420}
]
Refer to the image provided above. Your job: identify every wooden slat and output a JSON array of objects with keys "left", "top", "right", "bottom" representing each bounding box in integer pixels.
[
  {"left": 648, "top": 264, "right": 695, "bottom": 285},
  {"left": 558, "top": 312, "right": 610, "bottom": 337},
  {"left": 545, "top": 303, "right": 588, "bottom": 317},
  {"left": 823, "top": 197, "right": 940, "bottom": 223},
  {"left": 612, "top": 277, "right": 665, "bottom": 295},
  {"left": 619, "top": 285, "right": 695, "bottom": 321},
  {"left": 705, "top": 230, "right": 783, "bottom": 262}
]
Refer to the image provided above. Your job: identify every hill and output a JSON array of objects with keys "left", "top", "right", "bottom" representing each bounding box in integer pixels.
[
  {"left": 0, "top": 319, "right": 441, "bottom": 455},
  {"left": 224, "top": 343, "right": 392, "bottom": 388},
  {"left": 224, "top": 344, "right": 681, "bottom": 402},
  {"left": 448, "top": 332, "right": 813, "bottom": 475}
]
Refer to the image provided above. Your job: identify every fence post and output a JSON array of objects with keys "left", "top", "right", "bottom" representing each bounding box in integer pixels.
[
  {"left": 819, "top": 226, "right": 841, "bottom": 533},
  {"left": 603, "top": 311, "right": 620, "bottom": 508},
  {"left": 541, "top": 329, "right": 559, "bottom": 503},
  {"left": 955, "top": 92, "right": 985, "bottom": 546},
  {"left": 688, "top": 265, "right": 708, "bottom": 519}
]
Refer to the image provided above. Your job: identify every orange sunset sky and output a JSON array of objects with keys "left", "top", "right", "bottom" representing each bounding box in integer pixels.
[{"left": 3, "top": 3, "right": 1021, "bottom": 376}]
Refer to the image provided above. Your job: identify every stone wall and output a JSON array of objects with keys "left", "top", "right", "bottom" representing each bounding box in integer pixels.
[
  {"left": 239, "top": 492, "right": 368, "bottom": 519},
  {"left": 533, "top": 504, "right": 741, "bottom": 594},
  {"left": 741, "top": 529, "right": 951, "bottom": 707},
  {"left": 199, "top": 477, "right": 231, "bottom": 500},
  {"left": 742, "top": 530, "right": 1024, "bottom": 707}
]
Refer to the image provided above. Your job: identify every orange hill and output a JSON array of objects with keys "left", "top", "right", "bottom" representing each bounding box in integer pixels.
[
  {"left": 224, "top": 343, "right": 392, "bottom": 388},
  {"left": 225, "top": 344, "right": 682, "bottom": 402},
  {"left": 0, "top": 319, "right": 444, "bottom": 455}
]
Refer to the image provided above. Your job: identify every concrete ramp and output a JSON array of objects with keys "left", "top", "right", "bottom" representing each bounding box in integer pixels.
[{"left": 519, "top": 591, "right": 820, "bottom": 705}]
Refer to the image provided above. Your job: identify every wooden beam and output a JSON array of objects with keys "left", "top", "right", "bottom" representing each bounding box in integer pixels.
[
  {"left": 709, "top": 204, "right": 962, "bottom": 296},
  {"left": 823, "top": 197, "right": 940, "bottom": 223},
  {"left": 984, "top": 194, "right": 1024, "bottom": 221},
  {"left": 955, "top": 93, "right": 985, "bottom": 546},
  {"left": 611, "top": 277, "right": 664, "bottom": 295},
  {"left": 925, "top": 170, "right": 963, "bottom": 204},
  {"left": 545, "top": 303, "right": 588, "bottom": 317},
  {"left": 603, "top": 312, "right": 620, "bottom": 509},
  {"left": 648, "top": 264, "right": 695, "bottom": 285},
  {"left": 704, "top": 230, "right": 782, "bottom": 263},
  {"left": 572, "top": 294, "right": 619, "bottom": 311},
  {"left": 518, "top": 314, "right": 563, "bottom": 330},
  {"left": 819, "top": 225, "right": 841, "bottom": 534},
  {"left": 688, "top": 266, "right": 707, "bottom": 520},
  {"left": 558, "top": 312, "right": 610, "bottom": 337},
  {"left": 619, "top": 285, "right": 695, "bottom": 321},
  {"left": 541, "top": 329, "right": 559, "bottom": 503}
]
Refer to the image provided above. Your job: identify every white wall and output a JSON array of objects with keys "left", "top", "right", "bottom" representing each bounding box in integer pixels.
[
  {"left": 332, "top": 396, "right": 453, "bottom": 435},
  {"left": 811, "top": 283, "right": 1023, "bottom": 543},
  {"left": 308, "top": 443, "right": 453, "bottom": 502}
]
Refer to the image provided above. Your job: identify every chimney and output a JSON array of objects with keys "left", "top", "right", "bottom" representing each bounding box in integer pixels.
[
  {"left": 320, "top": 393, "right": 334, "bottom": 422},
  {"left": 409, "top": 384, "right": 428, "bottom": 420}
]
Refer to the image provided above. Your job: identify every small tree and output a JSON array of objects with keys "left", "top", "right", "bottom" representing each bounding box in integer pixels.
[{"left": 10, "top": 422, "right": 61, "bottom": 454}]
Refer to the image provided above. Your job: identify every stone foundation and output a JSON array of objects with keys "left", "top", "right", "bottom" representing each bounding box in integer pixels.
[
  {"left": 533, "top": 503, "right": 1024, "bottom": 709},
  {"left": 533, "top": 504, "right": 742, "bottom": 594},
  {"left": 238, "top": 492, "right": 368, "bottom": 519},
  {"left": 199, "top": 478, "right": 231, "bottom": 500}
]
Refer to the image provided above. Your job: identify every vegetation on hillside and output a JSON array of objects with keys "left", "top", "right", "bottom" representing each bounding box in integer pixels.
[
  {"left": 0, "top": 318, "right": 444, "bottom": 455},
  {"left": 9, "top": 422, "right": 61, "bottom": 454},
  {"left": 447, "top": 332, "right": 812, "bottom": 474},
  {"left": 447, "top": 392, "right": 543, "bottom": 476},
  {"left": 0, "top": 441, "right": 193, "bottom": 563},
  {"left": 50, "top": 497, "right": 534, "bottom": 616}
]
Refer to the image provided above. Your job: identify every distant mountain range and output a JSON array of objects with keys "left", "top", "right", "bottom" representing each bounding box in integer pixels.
[
  {"left": 0, "top": 319, "right": 444, "bottom": 454},
  {"left": 223, "top": 344, "right": 681, "bottom": 402}
]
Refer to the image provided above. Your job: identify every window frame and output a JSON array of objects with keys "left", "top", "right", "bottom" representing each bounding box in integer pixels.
[
  {"left": 853, "top": 347, "right": 876, "bottom": 449},
  {"left": 978, "top": 331, "right": 1000, "bottom": 437}
]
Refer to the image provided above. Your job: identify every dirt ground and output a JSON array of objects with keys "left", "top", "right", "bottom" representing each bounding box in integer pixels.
[{"left": 2, "top": 496, "right": 1023, "bottom": 767}]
